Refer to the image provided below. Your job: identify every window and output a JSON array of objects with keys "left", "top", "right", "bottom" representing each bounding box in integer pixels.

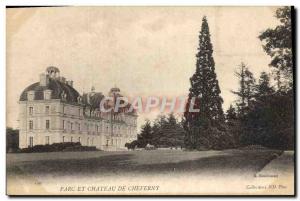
[
  {"left": 27, "top": 91, "right": 34, "bottom": 101},
  {"left": 46, "top": 120, "right": 50, "bottom": 129},
  {"left": 45, "top": 106, "right": 50, "bottom": 114},
  {"left": 78, "top": 123, "right": 81, "bottom": 131},
  {"left": 91, "top": 138, "right": 94, "bottom": 146},
  {"left": 78, "top": 137, "right": 81, "bottom": 143},
  {"left": 29, "top": 107, "right": 33, "bottom": 115},
  {"left": 45, "top": 136, "right": 50, "bottom": 145},
  {"left": 63, "top": 120, "right": 65, "bottom": 129},
  {"left": 29, "top": 120, "right": 33, "bottom": 130},
  {"left": 71, "top": 137, "right": 73, "bottom": 142},
  {"left": 62, "top": 136, "right": 65, "bottom": 143},
  {"left": 29, "top": 137, "right": 33, "bottom": 147},
  {"left": 44, "top": 90, "right": 52, "bottom": 100}
]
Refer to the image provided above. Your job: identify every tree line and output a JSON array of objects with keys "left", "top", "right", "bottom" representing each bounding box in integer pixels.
[
  {"left": 128, "top": 7, "right": 293, "bottom": 150},
  {"left": 226, "top": 7, "right": 293, "bottom": 150},
  {"left": 125, "top": 114, "right": 185, "bottom": 149}
]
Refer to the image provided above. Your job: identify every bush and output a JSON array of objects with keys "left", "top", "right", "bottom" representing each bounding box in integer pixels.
[
  {"left": 6, "top": 128, "right": 19, "bottom": 153},
  {"left": 20, "top": 142, "right": 99, "bottom": 153},
  {"left": 125, "top": 140, "right": 138, "bottom": 150},
  {"left": 63, "top": 145, "right": 98, "bottom": 152}
]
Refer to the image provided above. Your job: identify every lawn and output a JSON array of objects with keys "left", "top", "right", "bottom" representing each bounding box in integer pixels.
[{"left": 7, "top": 149, "right": 282, "bottom": 178}]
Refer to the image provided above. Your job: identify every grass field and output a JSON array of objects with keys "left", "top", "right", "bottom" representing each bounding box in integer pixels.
[
  {"left": 7, "top": 149, "right": 296, "bottom": 195},
  {"left": 7, "top": 149, "right": 283, "bottom": 178}
]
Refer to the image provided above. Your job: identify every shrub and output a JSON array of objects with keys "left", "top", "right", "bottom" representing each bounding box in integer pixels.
[{"left": 20, "top": 142, "right": 99, "bottom": 153}]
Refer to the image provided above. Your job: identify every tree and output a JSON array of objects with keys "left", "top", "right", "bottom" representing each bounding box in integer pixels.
[
  {"left": 131, "top": 114, "right": 185, "bottom": 149},
  {"left": 151, "top": 115, "right": 168, "bottom": 146},
  {"left": 255, "top": 72, "right": 275, "bottom": 97},
  {"left": 238, "top": 70, "right": 294, "bottom": 149},
  {"left": 137, "top": 120, "right": 153, "bottom": 148},
  {"left": 232, "top": 63, "right": 246, "bottom": 115},
  {"left": 184, "top": 16, "right": 226, "bottom": 149},
  {"left": 244, "top": 68, "right": 256, "bottom": 106},
  {"left": 162, "top": 114, "right": 185, "bottom": 147},
  {"left": 152, "top": 114, "right": 185, "bottom": 148},
  {"left": 240, "top": 91, "right": 294, "bottom": 149},
  {"left": 232, "top": 63, "right": 256, "bottom": 116},
  {"left": 225, "top": 104, "right": 237, "bottom": 122},
  {"left": 225, "top": 105, "right": 240, "bottom": 148},
  {"left": 259, "top": 6, "right": 293, "bottom": 89},
  {"left": 228, "top": 7, "right": 294, "bottom": 150}
]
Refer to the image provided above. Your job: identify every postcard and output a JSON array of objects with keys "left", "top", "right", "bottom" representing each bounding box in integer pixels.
[{"left": 6, "top": 6, "right": 295, "bottom": 195}]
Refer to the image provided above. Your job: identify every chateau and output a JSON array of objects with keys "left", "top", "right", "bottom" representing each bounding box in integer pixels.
[{"left": 18, "top": 66, "right": 138, "bottom": 151}]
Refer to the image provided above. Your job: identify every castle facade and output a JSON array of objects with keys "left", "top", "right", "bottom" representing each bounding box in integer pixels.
[{"left": 18, "top": 66, "right": 138, "bottom": 151}]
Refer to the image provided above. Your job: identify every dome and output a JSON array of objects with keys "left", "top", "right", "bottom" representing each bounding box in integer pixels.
[
  {"left": 46, "top": 66, "right": 60, "bottom": 74},
  {"left": 110, "top": 87, "right": 120, "bottom": 93},
  {"left": 19, "top": 78, "right": 80, "bottom": 103}
]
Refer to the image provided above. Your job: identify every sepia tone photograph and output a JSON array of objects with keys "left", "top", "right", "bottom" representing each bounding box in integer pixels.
[{"left": 6, "top": 6, "right": 295, "bottom": 196}]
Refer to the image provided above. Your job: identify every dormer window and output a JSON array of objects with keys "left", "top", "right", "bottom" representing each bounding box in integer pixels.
[
  {"left": 27, "top": 91, "right": 35, "bottom": 101},
  {"left": 44, "top": 90, "right": 52, "bottom": 100},
  {"left": 61, "top": 91, "right": 67, "bottom": 101}
]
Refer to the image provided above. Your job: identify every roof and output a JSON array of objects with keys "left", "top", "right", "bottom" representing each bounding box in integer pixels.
[
  {"left": 82, "top": 92, "right": 105, "bottom": 109},
  {"left": 19, "top": 78, "right": 80, "bottom": 103}
]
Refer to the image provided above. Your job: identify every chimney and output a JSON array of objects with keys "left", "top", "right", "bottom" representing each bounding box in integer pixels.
[
  {"left": 67, "top": 80, "right": 73, "bottom": 87},
  {"left": 60, "top": 77, "right": 66, "bottom": 83},
  {"left": 40, "top": 73, "right": 49, "bottom": 86}
]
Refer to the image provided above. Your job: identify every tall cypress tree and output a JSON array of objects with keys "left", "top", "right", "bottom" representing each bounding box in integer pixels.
[{"left": 184, "top": 16, "right": 225, "bottom": 148}]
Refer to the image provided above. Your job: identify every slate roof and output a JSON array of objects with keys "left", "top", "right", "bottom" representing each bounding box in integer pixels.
[{"left": 19, "top": 78, "right": 80, "bottom": 103}]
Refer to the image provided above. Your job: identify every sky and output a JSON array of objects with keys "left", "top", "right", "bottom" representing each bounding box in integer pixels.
[{"left": 6, "top": 6, "right": 280, "bottom": 129}]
